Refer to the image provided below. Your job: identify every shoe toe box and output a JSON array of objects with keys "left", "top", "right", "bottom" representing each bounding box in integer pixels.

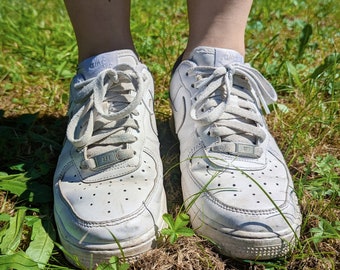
[
  {"left": 54, "top": 151, "right": 165, "bottom": 246},
  {"left": 183, "top": 149, "right": 301, "bottom": 235}
]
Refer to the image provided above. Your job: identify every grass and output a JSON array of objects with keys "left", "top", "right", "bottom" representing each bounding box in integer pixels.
[{"left": 0, "top": 0, "right": 339, "bottom": 269}]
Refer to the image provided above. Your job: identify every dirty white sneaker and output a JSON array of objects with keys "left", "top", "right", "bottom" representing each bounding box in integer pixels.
[
  {"left": 170, "top": 46, "right": 301, "bottom": 260},
  {"left": 54, "top": 50, "right": 167, "bottom": 268}
]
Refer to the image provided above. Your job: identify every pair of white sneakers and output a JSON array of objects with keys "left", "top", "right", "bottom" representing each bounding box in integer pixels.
[{"left": 53, "top": 47, "right": 302, "bottom": 268}]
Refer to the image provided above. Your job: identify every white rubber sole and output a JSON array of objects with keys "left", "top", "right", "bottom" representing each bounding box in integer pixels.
[
  {"left": 56, "top": 191, "right": 167, "bottom": 269},
  {"left": 187, "top": 201, "right": 299, "bottom": 260},
  {"left": 59, "top": 228, "right": 160, "bottom": 268}
]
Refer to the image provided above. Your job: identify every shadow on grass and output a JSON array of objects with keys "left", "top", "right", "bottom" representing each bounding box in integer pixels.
[
  {"left": 0, "top": 110, "right": 257, "bottom": 269},
  {"left": 0, "top": 110, "right": 183, "bottom": 211}
]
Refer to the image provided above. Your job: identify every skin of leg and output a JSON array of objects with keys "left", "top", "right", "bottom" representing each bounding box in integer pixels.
[
  {"left": 184, "top": 0, "right": 253, "bottom": 59},
  {"left": 64, "top": 0, "right": 135, "bottom": 62}
]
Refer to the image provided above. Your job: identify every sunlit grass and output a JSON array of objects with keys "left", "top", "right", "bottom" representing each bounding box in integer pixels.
[{"left": 0, "top": 0, "right": 339, "bottom": 269}]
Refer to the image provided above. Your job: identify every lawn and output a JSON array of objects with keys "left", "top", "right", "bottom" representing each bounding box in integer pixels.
[{"left": 0, "top": 0, "right": 339, "bottom": 269}]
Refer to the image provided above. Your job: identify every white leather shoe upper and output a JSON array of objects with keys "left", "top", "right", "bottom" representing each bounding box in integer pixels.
[
  {"left": 53, "top": 50, "right": 166, "bottom": 265},
  {"left": 170, "top": 46, "right": 301, "bottom": 259}
]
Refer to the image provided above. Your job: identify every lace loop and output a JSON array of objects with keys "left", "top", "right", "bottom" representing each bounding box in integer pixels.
[
  {"left": 188, "top": 63, "right": 277, "bottom": 157},
  {"left": 232, "top": 63, "right": 277, "bottom": 114},
  {"left": 66, "top": 65, "right": 145, "bottom": 167}
]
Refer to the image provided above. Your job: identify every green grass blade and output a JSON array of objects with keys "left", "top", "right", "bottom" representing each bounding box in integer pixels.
[
  {"left": 25, "top": 218, "right": 54, "bottom": 269},
  {"left": 0, "top": 172, "right": 30, "bottom": 195},
  {"left": 298, "top": 24, "right": 313, "bottom": 59},
  {"left": 0, "top": 251, "right": 39, "bottom": 270},
  {"left": 0, "top": 208, "right": 26, "bottom": 255},
  {"left": 310, "top": 53, "right": 339, "bottom": 79},
  {"left": 0, "top": 172, "right": 52, "bottom": 203}
]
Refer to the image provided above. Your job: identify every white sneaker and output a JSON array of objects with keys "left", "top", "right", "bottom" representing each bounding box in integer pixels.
[
  {"left": 170, "top": 46, "right": 302, "bottom": 260},
  {"left": 54, "top": 50, "right": 167, "bottom": 268}
]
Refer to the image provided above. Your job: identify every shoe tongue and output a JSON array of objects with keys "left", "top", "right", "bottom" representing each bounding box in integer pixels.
[
  {"left": 78, "top": 50, "right": 139, "bottom": 80},
  {"left": 189, "top": 46, "right": 244, "bottom": 67}
]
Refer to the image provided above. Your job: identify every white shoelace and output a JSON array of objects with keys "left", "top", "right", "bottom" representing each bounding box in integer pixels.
[
  {"left": 188, "top": 63, "right": 277, "bottom": 158},
  {"left": 66, "top": 65, "right": 145, "bottom": 169}
]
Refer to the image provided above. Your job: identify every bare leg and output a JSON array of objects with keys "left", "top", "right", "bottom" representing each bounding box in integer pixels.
[
  {"left": 184, "top": 0, "right": 253, "bottom": 58},
  {"left": 64, "top": 0, "right": 134, "bottom": 62}
]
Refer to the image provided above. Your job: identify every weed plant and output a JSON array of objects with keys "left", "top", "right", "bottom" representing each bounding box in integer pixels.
[{"left": 0, "top": 0, "right": 339, "bottom": 269}]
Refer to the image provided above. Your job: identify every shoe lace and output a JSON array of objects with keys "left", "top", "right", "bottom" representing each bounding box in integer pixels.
[
  {"left": 188, "top": 63, "right": 277, "bottom": 158},
  {"left": 66, "top": 65, "right": 145, "bottom": 169}
]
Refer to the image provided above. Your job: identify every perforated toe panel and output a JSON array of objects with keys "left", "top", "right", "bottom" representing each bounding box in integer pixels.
[
  {"left": 59, "top": 152, "right": 157, "bottom": 222},
  {"left": 189, "top": 151, "right": 289, "bottom": 212}
]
